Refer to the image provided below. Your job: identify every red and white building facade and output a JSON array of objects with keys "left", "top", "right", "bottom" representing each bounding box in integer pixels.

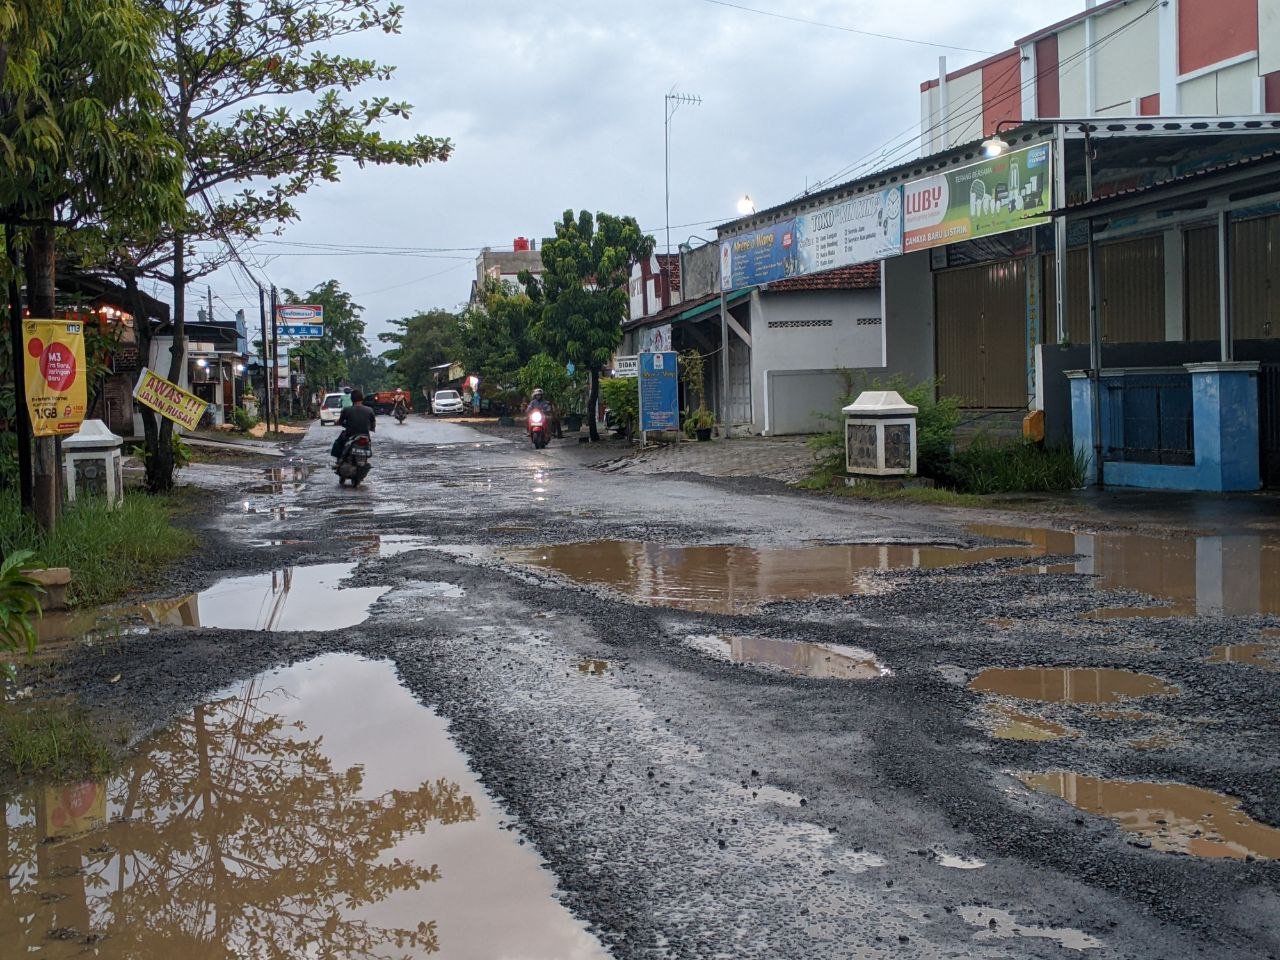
[{"left": 920, "top": 0, "right": 1280, "bottom": 154}]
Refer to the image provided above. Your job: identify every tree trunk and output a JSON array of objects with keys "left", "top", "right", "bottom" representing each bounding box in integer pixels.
[
  {"left": 25, "top": 220, "right": 59, "bottom": 532},
  {"left": 146, "top": 235, "right": 189, "bottom": 492},
  {"left": 588, "top": 367, "right": 600, "bottom": 442},
  {"left": 126, "top": 272, "right": 174, "bottom": 493},
  {"left": 5, "top": 224, "right": 33, "bottom": 510}
]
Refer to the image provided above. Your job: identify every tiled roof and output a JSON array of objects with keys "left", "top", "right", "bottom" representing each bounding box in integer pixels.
[{"left": 765, "top": 262, "right": 880, "bottom": 292}]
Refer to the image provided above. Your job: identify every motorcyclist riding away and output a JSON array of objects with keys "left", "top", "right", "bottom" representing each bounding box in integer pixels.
[{"left": 332, "top": 389, "right": 376, "bottom": 459}]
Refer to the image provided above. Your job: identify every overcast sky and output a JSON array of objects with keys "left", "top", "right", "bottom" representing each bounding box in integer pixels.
[{"left": 195, "top": 0, "right": 1085, "bottom": 348}]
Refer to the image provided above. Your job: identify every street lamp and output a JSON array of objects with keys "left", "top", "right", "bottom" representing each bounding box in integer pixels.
[{"left": 736, "top": 195, "right": 756, "bottom": 215}]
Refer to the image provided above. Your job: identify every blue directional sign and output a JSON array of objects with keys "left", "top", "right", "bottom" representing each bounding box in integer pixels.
[
  {"left": 638, "top": 351, "right": 679, "bottom": 433},
  {"left": 279, "top": 323, "right": 324, "bottom": 338}
]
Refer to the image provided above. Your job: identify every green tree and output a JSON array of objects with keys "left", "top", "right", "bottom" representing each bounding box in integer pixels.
[
  {"left": 285, "top": 280, "right": 369, "bottom": 394},
  {"left": 456, "top": 279, "right": 538, "bottom": 399},
  {"left": 378, "top": 308, "right": 458, "bottom": 399},
  {"left": 0, "top": 0, "right": 184, "bottom": 520},
  {"left": 526, "top": 210, "right": 653, "bottom": 441},
  {"left": 128, "top": 0, "right": 453, "bottom": 490}
]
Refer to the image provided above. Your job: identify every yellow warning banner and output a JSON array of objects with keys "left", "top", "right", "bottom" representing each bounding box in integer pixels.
[
  {"left": 23, "top": 319, "right": 88, "bottom": 437},
  {"left": 133, "top": 367, "right": 207, "bottom": 431}
]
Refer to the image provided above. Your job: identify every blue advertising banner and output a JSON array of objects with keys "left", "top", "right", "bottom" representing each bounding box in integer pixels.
[
  {"left": 720, "top": 220, "right": 798, "bottom": 291},
  {"left": 638, "top": 351, "right": 679, "bottom": 433},
  {"left": 720, "top": 187, "right": 904, "bottom": 291}
]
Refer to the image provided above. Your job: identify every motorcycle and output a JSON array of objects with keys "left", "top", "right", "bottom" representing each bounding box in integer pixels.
[
  {"left": 335, "top": 434, "right": 373, "bottom": 487},
  {"left": 393, "top": 403, "right": 407, "bottom": 425},
  {"left": 527, "top": 408, "right": 549, "bottom": 449}
]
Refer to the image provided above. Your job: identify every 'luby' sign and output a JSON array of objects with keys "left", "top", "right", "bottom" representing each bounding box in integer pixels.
[
  {"left": 133, "top": 368, "right": 208, "bottom": 431},
  {"left": 903, "top": 142, "right": 1052, "bottom": 253}
]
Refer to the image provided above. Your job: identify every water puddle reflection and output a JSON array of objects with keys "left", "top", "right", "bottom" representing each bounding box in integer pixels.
[
  {"left": 1018, "top": 771, "right": 1280, "bottom": 860},
  {"left": 956, "top": 906, "right": 1103, "bottom": 951},
  {"left": 974, "top": 524, "right": 1280, "bottom": 618},
  {"left": 195, "top": 563, "right": 388, "bottom": 631},
  {"left": 576, "top": 659, "right": 609, "bottom": 676},
  {"left": 688, "top": 633, "right": 889, "bottom": 679},
  {"left": 986, "top": 704, "right": 1074, "bottom": 741},
  {"left": 969, "top": 667, "right": 1179, "bottom": 704},
  {"left": 0, "top": 654, "right": 608, "bottom": 959},
  {"left": 1207, "top": 643, "right": 1280, "bottom": 670},
  {"left": 505, "top": 540, "right": 1036, "bottom": 613}
]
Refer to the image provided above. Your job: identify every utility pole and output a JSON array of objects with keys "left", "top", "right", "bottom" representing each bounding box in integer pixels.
[
  {"left": 6, "top": 226, "right": 33, "bottom": 511},
  {"left": 664, "top": 90, "right": 702, "bottom": 259},
  {"left": 258, "top": 285, "right": 270, "bottom": 428},
  {"left": 269, "top": 286, "right": 280, "bottom": 434}
]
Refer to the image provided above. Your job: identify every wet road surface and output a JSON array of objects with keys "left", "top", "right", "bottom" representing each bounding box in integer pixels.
[{"left": 10, "top": 415, "right": 1280, "bottom": 958}]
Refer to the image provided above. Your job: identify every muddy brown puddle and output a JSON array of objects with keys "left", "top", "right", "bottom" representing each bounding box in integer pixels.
[
  {"left": 975, "top": 524, "right": 1280, "bottom": 618},
  {"left": 969, "top": 667, "right": 1179, "bottom": 704},
  {"left": 0, "top": 654, "right": 608, "bottom": 959},
  {"left": 505, "top": 540, "right": 1044, "bottom": 614},
  {"left": 1018, "top": 771, "right": 1280, "bottom": 860}
]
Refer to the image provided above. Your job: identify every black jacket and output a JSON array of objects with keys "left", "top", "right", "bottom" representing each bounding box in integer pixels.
[{"left": 338, "top": 403, "right": 376, "bottom": 436}]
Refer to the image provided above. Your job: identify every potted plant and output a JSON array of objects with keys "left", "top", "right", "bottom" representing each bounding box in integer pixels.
[
  {"left": 683, "top": 407, "right": 715, "bottom": 441},
  {"left": 679, "top": 349, "right": 715, "bottom": 441}
]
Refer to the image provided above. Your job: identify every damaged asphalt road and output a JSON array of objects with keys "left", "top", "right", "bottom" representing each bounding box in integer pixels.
[{"left": 28, "top": 417, "right": 1280, "bottom": 958}]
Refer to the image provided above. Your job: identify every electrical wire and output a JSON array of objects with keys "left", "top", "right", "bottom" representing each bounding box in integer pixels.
[{"left": 695, "top": 0, "right": 996, "bottom": 55}]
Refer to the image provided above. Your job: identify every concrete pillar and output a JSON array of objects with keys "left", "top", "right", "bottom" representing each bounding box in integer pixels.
[
  {"left": 1066, "top": 370, "right": 1099, "bottom": 484},
  {"left": 1185, "top": 361, "right": 1261, "bottom": 491}
]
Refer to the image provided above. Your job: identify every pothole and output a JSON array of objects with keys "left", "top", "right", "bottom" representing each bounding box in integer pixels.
[
  {"left": 933, "top": 850, "right": 986, "bottom": 869},
  {"left": 956, "top": 905, "right": 1104, "bottom": 951},
  {"left": 985, "top": 704, "right": 1074, "bottom": 741},
  {"left": 1206, "top": 643, "right": 1280, "bottom": 670},
  {"left": 503, "top": 540, "right": 1043, "bottom": 613},
  {"left": 576, "top": 659, "right": 609, "bottom": 676},
  {"left": 1017, "top": 771, "right": 1280, "bottom": 861},
  {"left": 969, "top": 667, "right": 1179, "bottom": 704},
  {"left": 1, "top": 654, "right": 608, "bottom": 958},
  {"left": 687, "top": 633, "right": 889, "bottom": 680},
  {"left": 193, "top": 563, "right": 389, "bottom": 631}
]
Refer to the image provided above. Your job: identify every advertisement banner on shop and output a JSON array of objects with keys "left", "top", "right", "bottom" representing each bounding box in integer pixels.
[
  {"left": 720, "top": 221, "right": 797, "bottom": 290},
  {"left": 133, "top": 367, "right": 208, "bottom": 431},
  {"left": 23, "top": 319, "right": 87, "bottom": 437},
  {"left": 795, "top": 187, "right": 903, "bottom": 274},
  {"left": 720, "top": 188, "right": 903, "bottom": 291},
  {"left": 903, "top": 143, "right": 1052, "bottom": 253}
]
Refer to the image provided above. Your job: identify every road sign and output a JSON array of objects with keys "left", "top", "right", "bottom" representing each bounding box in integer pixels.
[
  {"left": 277, "top": 304, "right": 324, "bottom": 322},
  {"left": 279, "top": 324, "right": 324, "bottom": 338},
  {"left": 614, "top": 355, "right": 638, "bottom": 378},
  {"left": 638, "top": 351, "right": 679, "bottom": 434}
]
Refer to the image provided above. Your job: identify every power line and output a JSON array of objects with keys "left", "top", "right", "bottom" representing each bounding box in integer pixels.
[{"left": 695, "top": 0, "right": 996, "bottom": 55}]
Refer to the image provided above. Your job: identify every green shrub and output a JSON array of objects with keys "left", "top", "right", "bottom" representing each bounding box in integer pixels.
[
  {"left": 948, "top": 440, "right": 1086, "bottom": 495},
  {"left": 231, "top": 407, "right": 258, "bottom": 432},
  {"left": 0, "top": 550, "right": 43, "bottom": 680},
  {"left": 0, "top": 493, "right": 195, "bottom": 607},
  {"left": 600, "top": 377, "right": 639, "bottom": 436},
  {"left": 132, "top": 431, "right": 193, "bottom": 472}
]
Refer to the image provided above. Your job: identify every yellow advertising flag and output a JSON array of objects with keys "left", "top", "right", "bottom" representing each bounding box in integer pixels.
[
  {"left": 133, "top": 367, "right": 208, "bottom": 431},
  {"left": 23, "top": 319, "right": 88, "bottom": 438}
]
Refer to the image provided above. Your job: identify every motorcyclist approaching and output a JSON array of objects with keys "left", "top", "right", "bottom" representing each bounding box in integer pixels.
[
  {"left": 392, "top": 388, "right": 408, "bottom": 420},
  {"left": 331, "top": 389, "right": 376, "bottom": 459},
  {"left": 526, "top": 387, "right": 561, "bottom": 440}
]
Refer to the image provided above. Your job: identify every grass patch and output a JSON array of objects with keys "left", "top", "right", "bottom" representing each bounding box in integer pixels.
[
  {"left": 945, "top": 440, "right": 1087, "bottom": 495},
  {"left": 796, "top": 462, "right": 987, "bottom": 507},
  {"left": 0, "top": 699, "right": 113, "bottom": 779},
  {"left": 0, "top": 492, "right": 196, "bottom": 607}
]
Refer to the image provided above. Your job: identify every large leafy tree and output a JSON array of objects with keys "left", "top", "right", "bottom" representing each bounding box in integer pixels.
[
  {"left": 378, "top": 308, "right": 458, "bottom": 400},
  {"left": 0, "top": 0, "right": 183, "bottom": 523},
  {"left": 126, "top": 0, "right": 453, "bottom": 490},
  {"left": 526, "top": 210, "right": 653, "bottom": 441},
  {"left": 285, "top": 280, "right": 369, "bottom": 393},
  {"left": 456, "top": 279, "right": 538, "bottom": 397}
]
